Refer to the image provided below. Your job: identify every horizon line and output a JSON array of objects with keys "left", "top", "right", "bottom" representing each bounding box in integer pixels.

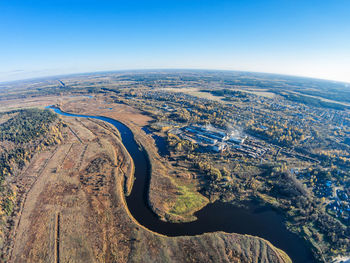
[{"left": 0, "top": 68, "right": 349, "bottom": 86}]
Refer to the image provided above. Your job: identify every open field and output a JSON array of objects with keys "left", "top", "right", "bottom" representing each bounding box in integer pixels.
[
  {"left": 0, "top": 95, "right": 92, "bottom": 113},
  {"left": 8, "top": 116, "right": 135, "bottom": 262},
  {"left": 288, "top": 90, "right": 350, "bottom": 107},
  {"left": 161, "top": 87, "right": 228, "bottom": 103},
  {"left": 229, "top": 88, "right": 276, "bottom": 98}
]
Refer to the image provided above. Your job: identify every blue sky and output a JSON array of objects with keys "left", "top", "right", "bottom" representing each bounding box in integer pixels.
[{"left": 0, "top": 0, "right": 350, "bottom": 82}]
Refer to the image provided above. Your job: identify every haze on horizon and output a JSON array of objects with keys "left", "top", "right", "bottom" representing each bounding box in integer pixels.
[{"left": 1, "top": 0, "right": 350, "bottom": 84}]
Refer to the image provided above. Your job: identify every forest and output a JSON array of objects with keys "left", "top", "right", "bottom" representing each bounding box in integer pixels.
[{"left": 0, "top": 109, "right": 62, "bottom": 218}]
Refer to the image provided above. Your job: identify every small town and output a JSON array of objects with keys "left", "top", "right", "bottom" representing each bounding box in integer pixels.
[{"left": 169, "top": 124, "right": 270, "bottom": 160}]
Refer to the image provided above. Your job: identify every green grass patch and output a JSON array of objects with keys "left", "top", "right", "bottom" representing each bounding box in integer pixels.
[
  {"left": 170, "top": 185, "right": 208, "bottom": 217},
  {"left": 257, "top": 193, "right": 280, "bottom": 207}
]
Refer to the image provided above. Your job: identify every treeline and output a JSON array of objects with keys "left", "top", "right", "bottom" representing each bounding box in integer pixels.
[
  {"left": 0, "top": 109, "right": 58, "bottom": 144},
  {"left": 297, "top": 89, "right": 350, "bottom": 104},
  {"left": 282, "top": 93, "right": 349, "bottom": 110},
  {"left": 247, "top": 120, "right": 304, "bottom": 147},
  {"left": 263, "top": 168, "right": 350, "bottom": 260},
  {"left": 135, "top": 90, "right": 230, "bottom": 128},
  {"left": 0, "top": 108, "right": 63, "bottom": 217},
  {"left": 200, "top": 89, "right": 247, "bottom": 98}
]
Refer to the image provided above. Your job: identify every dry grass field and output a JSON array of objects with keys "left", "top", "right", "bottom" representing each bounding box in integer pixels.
[
  {"left": 0, "top": 95, "right": 92, "bottom": 113},
  {"left": 8, "top": 116, "right": 135, "bottom": 262}
]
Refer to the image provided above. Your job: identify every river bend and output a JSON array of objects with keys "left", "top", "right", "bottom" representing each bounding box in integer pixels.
[{"left": 50, "top": 106, "right": 314, "bottom": 263}]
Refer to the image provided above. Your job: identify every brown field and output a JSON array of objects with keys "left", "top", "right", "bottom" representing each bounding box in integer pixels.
[
  {"left": 161, "top": 87, "right": 227, "bottom": 102},
  {"left": 2, "top": 96, "right": 291, "bottom": 263},
  {"left": 161, "top": 87, "right": 276, "bottom": 101},
  {"left": 0, "top": 95, "right": 93, "bottom": 113},
  {"left": 231, "top": 88, "right": 276, "bottom": 98}
]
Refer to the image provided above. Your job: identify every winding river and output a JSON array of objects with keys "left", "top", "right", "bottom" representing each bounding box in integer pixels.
[{"left": 50, "top": 107, "right": 314, "bottom": 263}]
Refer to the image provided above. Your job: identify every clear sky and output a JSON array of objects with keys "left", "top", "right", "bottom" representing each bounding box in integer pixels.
[{"left": 1, "top": 0, "right": 350, "bottom": 83}]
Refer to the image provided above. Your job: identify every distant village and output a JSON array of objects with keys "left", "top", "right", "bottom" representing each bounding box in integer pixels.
[
  {"left": 170, "top": 124, "right": 268, "bottom": 158},
  {"left": 170, "top": 122, "right": 350, "bottom": 224},
  {"left": 297, "top": 170, "right": 350, "bottom": 223},
  {"left": 328, "top": 189, "right": 350, "bottom": 222}
]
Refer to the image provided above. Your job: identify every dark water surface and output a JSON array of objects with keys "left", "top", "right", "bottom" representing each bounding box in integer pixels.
[
  {"left": 50, "top": 107, "right": 314, "bottom": 263},
  {"left": 142, "top": 127, "right": 170, "bottom": 157}
]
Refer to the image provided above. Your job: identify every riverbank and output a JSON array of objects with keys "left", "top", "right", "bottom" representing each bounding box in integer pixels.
[
  {"left": 332, "top": 256, "right": 350, "bottom": 263},
  {"left": 49, "top": 104, "right": 293, "bottom": 263},
  {"left": 60, "top": 98, "right": 209, "bottom": 222},
  {"left": 0, "top": 103, "right": 291, "bottom": 262},
  {"left": 54, "top": 99, "right": 311, "bottom": 262}
]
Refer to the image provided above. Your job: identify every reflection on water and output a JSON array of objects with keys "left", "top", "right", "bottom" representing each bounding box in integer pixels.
[{"left": 142, "top": 126, "right": 170, "bottom": 157}]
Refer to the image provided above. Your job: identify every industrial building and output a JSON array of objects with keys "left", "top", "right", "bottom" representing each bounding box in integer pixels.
[{"left": 172, "top": 125, "right": 246, "bottom": 153}]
